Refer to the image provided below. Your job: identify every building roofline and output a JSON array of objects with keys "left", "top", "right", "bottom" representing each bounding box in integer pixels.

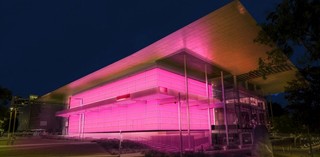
[{"left": 40, "top": 1, "right": 297, "bottom": 103}]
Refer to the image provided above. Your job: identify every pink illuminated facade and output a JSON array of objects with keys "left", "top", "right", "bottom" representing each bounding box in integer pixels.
[
  {"left": 44, "top": 1, "right": 298, "bottom": 152},
  {"left": 58, "top": 66, "right": 215, "bottom": 149},
  {"left": 62, "top": 68, "right": 212, "bottom": 134},
  {"left": 56, "top": 52, "right": 269, "bottom": 151}
]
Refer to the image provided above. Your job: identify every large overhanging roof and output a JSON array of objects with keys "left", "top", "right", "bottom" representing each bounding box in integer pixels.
[{"left": 41, "top": 1, "right": 297, "bottom": 103}]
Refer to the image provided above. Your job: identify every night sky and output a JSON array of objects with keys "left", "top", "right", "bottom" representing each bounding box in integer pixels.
[{"left": 0, "top": 0, "right": 286, "bottom": 104}]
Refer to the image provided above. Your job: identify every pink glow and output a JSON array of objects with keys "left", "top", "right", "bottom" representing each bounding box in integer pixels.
[
  {"left": 67, "top": 101, "right": 209, "bottom": 135},
  {"left": 66, "top": 68, "right": 213, "bottom": 137},
  {"left": 69, "top": 68, "right": 212, "bottom": 109},
  {"left": 159, "top": 87, "right": 168, "bottom": 93}
]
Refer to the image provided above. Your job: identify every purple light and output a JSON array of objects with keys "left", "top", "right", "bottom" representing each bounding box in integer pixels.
[{"left": 63, "top": 68, "right": 213, "bottom": 141}]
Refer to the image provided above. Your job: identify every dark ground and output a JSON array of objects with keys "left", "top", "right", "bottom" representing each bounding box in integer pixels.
[
  {"left": 0, "top": 137, "right": 253, "bottom": 157},
  {"left": 0, "top": 137, "right": 113, "bottom": 157},
  {"left": 5, "top": 136, "right": 316, "bottom": 157}
]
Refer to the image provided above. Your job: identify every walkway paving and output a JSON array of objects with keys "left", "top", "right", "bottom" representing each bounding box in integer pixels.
[
  {"left": 0, "top": 136, "right": 145, "bottom": 157},
  {"left": 0, "top": 136, "right": 110, "bottom": 157}
]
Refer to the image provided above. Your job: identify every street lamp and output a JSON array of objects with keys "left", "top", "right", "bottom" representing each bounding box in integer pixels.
[
  {"left": 7, "top": 107, "right": 13, "bottom": 144},
  {"left": 12, "top": 107, "right": 18, "bottom": 138}
]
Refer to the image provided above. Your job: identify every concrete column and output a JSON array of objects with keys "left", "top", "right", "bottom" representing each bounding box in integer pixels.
[
  {"left": 205, "top": 65, "right": 212, "bottom": 147},
  {"left": 178, "top": 93, "right": 183, "bottom": 157},
  {"left": 184, "top": 54, "right": 191, "bottom": 150},
  {"left": 221, "top": 71, "right": 229, "bottom": 146}
]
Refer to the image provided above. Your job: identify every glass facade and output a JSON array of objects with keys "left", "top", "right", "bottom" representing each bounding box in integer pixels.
[
  {"left": 56, "top": 52, "right": 268, "bottom": 151},
  {"left": 210, "top": 76, "right": 267, "bottom": 147}
]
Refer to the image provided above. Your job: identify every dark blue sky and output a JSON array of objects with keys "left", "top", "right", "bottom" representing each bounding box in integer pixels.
[{"left": 0, "top": 0, "right": 285, "bottom": 103}]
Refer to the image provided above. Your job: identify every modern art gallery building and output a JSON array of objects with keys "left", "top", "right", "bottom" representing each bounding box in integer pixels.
[{"left": 41, "top": 1, "right": 297, "bottom": 151}]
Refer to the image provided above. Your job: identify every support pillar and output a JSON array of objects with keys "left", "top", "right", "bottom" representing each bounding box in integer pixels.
[
  {"left": 233, "top": 75, "right": 240, "bottom": 141},
  {"left": 205, "top": 65, "right": 212, "bottom": 147},
  {"left": 184, "top": 54, "right": 191, "bottom": 150},
  {"left": 221, "top": 71, "right": 229, "bottom": 146},
  {"left": 178, "top": 93, "right": 183, "bottom": 157}
]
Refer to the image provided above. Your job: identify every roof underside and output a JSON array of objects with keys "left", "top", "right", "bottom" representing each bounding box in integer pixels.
[{"left": 41, "top": 1, "right": 297, "bottom": 103}]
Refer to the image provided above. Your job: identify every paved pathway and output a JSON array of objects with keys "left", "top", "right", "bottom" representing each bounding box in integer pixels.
[{"left": 0, "top": 137, "right": 110, "bottom": 157}]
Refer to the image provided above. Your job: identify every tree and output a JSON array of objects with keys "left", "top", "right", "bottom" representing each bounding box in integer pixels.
[
  {"left": 268, "top": 102, "right": 287, "bottom": 118},
  {"left": 0, "top": 86, "right": 11, "bottom": 104},
  {"left": 0, "top": 86, "right": 12, "bottom": 134},
  {"left": 254, "top": 0, "right": 320, "bottom": 133},
  {"left": 0, "top": 86, "right": 12, "bottom": 119},
  {"left": 285, "top": 66, "right": 320, "bottom": 132},
  {"left": 255, "top": 0, "right": 319, "bottom": 68}
]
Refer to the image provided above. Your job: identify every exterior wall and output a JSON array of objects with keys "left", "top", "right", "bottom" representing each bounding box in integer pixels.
[
  {"left": 62, "top": 67, "right": 268, "bottom": 149},
  {"left": 69, "top": 68, "right": 159, "bottom": 109},
  {"left": 17, "top": 105, "right": 30, "bottom": 131},
  {"left": 67, "top": 68, "right": 212, "bottom": 137},
  {"left": 30, "top": 103, "right": 64, "bottom": 133},
  {"left": 68, "top": 101, "right": 208, "bottom": 136},
  {"left": 69, "top": 68, "right": 211, "bottom": 109}
]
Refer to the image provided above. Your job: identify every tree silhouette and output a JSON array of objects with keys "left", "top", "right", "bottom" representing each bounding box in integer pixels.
[
  {"left": 0, "top": 86, "right": 12, "bottom": 134},
  {"left": 255, "top": 0, "right": 320, "bottom": 133}
]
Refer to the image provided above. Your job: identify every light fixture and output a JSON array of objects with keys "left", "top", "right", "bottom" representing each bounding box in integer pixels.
[{"left": 116, "top": 94, "right": 130, "bottom": 101}]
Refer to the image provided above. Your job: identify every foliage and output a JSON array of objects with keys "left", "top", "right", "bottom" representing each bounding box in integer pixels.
[
  {"left": 0, "top": 86, "right": 12, "bottom": 133},
  {"left": 0, "top": 86, "right": 12, "bottom": 104},
  {"left": 272, "top": 114, "right": 301, "bottom": 134},
  {"left": 268, "top": 102, "right": 287, "bottom": 117},
  {"left": 255, "top": 0, "right": 320, "bottom": 69},
  {"left": 285, "top": 66, "right": 320, "bottom": 132},
  {"left": 255, "top": 0, "right": 320, "bottom": 133},
  {"left": 144, "top": 150, "right": 209, "bottom": 157}
]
